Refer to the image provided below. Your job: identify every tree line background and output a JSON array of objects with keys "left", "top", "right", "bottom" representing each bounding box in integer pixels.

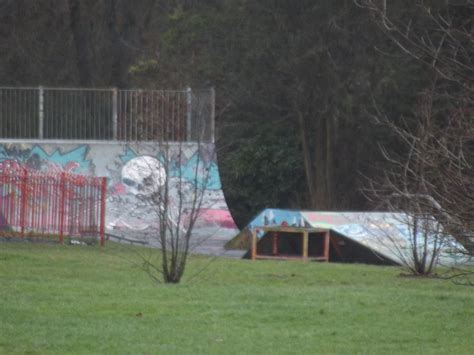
[{"left": 0, "top": 0, "right": 471, "bottom": 227}]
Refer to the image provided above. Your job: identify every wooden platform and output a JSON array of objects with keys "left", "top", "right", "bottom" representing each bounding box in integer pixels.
[
  {"left": 253, "top": 255, "right": 329, "bottom": 261},
  {"left": 250, "top": 226, "right": 330, "bottom": 262}
]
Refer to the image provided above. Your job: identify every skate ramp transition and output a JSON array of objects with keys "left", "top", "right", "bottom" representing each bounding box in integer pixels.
[
  {"left": 0, "top": 140, "right": 238, "bottom": 253},
  {"left": 0, "top": 86, "right": 238, "bottom": 254},
  {"left": 245, "top": 209, "right": 471, "bottom": 266}
]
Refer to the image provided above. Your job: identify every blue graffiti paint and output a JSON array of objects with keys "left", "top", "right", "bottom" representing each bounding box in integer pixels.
[
  {"left": 0, "top": 145, "right": 91, "bottom": 173},
  {"left": 249, "top": 209, "right": 308, "bottom": 237},
  {"left": 177, "top": 152, "right": 221, "bottom": 190},
  {"left": 119, "top": 146, "right": 137, "bottom": 165},
  {"left": 334, "top": 224, "right": 367, "bottom": 237},
  {"left": 30, "top": 145, "right": 91, "bottom": 173},
  {"left": 119, "top": 145, "right": 222, "bottom": 190},
  {"left": 0, "top": 146, "right": 7, "bottom": 162}
]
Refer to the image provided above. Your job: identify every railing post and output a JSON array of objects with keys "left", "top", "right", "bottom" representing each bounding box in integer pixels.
[
  {"left": 186, "top": 86, "right": 192, "bottom": 141},
  {"left": 38, "top": 86, "right": 44, "bottom": 139},
  {"left": 58, "top": 172, "right": 66, "bottom": 244},
  {"left": 112, "top": 88, "right": 118, "bottom": 140},
  {"left": 99, "top": 177, "right": 107, "bottom": 248},
  {"left": 20, "top": 169, "right": 28, "bottom": 238},
  {"left": 210, "top": 87, "right": 215, "bottom": 143}
]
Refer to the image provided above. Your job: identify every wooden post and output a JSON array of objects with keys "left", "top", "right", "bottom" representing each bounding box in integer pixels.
[
  {"left": 324, "top": 231, "right": 330, "bottom": 262},
  {"left": 329, "top": 235, "right": 344, "bottom": 260},
  {"left": 251, "top": 229, "right": 257, "bottom": 260},
  {"left": 272, "top": 232, "right": 279, "bottom": 256},
  {"left": 302, "top": 230, "right": 308, "bottom": 261}
]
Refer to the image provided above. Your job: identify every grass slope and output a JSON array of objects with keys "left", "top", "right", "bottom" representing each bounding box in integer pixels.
[{"left": 1, "top": 242, "right": 473, "bottom": 354}]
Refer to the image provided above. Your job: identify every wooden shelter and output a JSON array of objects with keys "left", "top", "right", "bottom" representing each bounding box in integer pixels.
[{"left": 251, "top": 226, "right": 335, "bottom": 262}]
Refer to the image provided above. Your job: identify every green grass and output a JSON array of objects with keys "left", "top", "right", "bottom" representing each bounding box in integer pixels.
[
  {"left": 224, "top": 229, "right": 251, "bottom": 250},
  {"left": 1, "top": 242, "right": 473, "bottom": 354}
]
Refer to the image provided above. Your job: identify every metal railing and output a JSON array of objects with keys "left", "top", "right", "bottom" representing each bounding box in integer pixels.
[
  {"left": 0, "top": 86, "right": 215, "bottom": 142},
  {"left": 0, "top": 166, "right": 107, "bottom": 245}
]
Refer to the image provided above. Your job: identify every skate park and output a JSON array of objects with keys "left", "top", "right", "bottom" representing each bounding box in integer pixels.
[{"left": 0, "top": 87, "right": 239, "bottom": 255}]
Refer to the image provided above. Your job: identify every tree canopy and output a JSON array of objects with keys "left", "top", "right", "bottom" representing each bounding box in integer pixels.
[{"left": 0, "top": 0, "right": 471, "bottom": 227}]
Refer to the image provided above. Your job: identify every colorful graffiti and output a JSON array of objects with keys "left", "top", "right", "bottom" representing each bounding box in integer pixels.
[
  {"left": 248, "top": 209, "right": 309, "bottom": 237},
  {"left": 0, "top": 144, "right": 91, "bottom": 174},
  {"left": 248, "top": 209, "right": 471, "bottom": 265},
  {"left": 0, "top": 142, "right": 237, "bottom": 243},
  {"left": 105, "top": 145, "right": 234, "bottom": 231}
]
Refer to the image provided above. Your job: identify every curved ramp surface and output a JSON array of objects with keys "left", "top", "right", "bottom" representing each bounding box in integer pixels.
[
  {"left": 248, "top": 209, "right": 471, "bottom": 266},
  {"left": 0, "top": 140, "right": 238, "bottom": 254}
]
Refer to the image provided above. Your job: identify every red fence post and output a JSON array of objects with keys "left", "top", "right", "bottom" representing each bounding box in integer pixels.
[
  {"left": 58, "top": 172, "right": 66, "bottom": 244},
  {"left": 1, "top": 168, "right": 107, "bottom": 245},
  {"left": 99, "top": 177, "right": 107, "bottom": 248},
  {"left": 19, "top": 169, "right": 28, "bottom": 238}
]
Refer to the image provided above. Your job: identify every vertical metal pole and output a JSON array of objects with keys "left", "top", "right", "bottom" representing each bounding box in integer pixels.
[
  {"left": 0, "top": 89, "right": 3, "bottom": 137},
  {"left": 123, "top": 91, "right": 128, "bottom": 141},
  {"left": 134, "top": 91, "right": 138, "bottom": 141},
  {"left": 20, "top": 169, "right": 28, "bottom": 238},
  {"left": 99, "top": 177, "right": 107, "bottom": 248},
  {"left": 38, "top": 86, "right": 44, "bottom": 139},
  {"left": 58, "top": 172, "right": 66, "bottom": 244},
  {"left": 210, "top": 87, "right": 215, "bottom": 143},
  {"left": 112, "top": 88, "right": 118, "bottom": 140},
  {"left": 186, "top": 87, "right": 192, "bottom": 141}
]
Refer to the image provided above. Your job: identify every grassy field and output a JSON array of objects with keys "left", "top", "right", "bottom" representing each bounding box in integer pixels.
[{"left": 1, "top": 242, "right": 473, "bottom": 354}]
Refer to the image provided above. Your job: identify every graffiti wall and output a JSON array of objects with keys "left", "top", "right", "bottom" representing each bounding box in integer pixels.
[{"left": 0, "top": 141, "right": 238, "bottom": 247}]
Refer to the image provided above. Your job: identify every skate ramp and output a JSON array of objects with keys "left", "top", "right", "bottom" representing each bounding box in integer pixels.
[
  {"left": 0, "top": 140, "right": 238, "bottom": 253},
  {"left": 246, "top": 209, "right": 471, "bottom": 266}
]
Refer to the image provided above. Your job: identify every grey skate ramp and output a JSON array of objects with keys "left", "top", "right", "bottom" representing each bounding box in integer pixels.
[
  {"left": 107, "top": 226, "right": 241, "bottom": 257},
  {"left": 244, "top": 208, "right": 472, "bottom": 265},
  {"left": 0, "top": 140, "right": 239, "bottom": 254}
]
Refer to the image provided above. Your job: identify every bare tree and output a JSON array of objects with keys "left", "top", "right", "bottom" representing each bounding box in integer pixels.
[
  {"left": 120, "top": 89, "right": 217, "bottom": 284},
  {"left": 356, "top": 0, "right": 472, "bottom": 84},
  {"left": 367, "top": 86, "right": 462, "bottom": 274},
  {"left": 358, "top": 0, "right": 473, "bottom": 258},
  {"left": 145, "top": 143, "right": 213, "bottom": 283}
]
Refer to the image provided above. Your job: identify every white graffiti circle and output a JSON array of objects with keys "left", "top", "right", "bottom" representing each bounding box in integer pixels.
[{"left": 121, "top": 156, "right": 166, "bottom": 198}]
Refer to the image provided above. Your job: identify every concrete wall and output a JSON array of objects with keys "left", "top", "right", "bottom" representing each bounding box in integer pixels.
[{"left": 0, "top": 140, "right": 238, "bottom": 249}]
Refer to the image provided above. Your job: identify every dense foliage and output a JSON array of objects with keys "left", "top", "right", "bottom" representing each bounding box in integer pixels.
[{"left": 0, "top": 0, "right": 471, "bottom": 227}]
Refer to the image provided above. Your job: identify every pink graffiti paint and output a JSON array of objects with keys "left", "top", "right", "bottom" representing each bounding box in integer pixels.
[
  {"left": 110, "top": 182, "right": 127, "bottom": 195},
  {"left": 199, "top": 209, "right": 236, "bottom": 229}
]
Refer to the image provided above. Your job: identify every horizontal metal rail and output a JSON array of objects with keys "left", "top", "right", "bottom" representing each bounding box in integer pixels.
[{"left": 0, "top": 86, "right": 215, "bottom": 142}]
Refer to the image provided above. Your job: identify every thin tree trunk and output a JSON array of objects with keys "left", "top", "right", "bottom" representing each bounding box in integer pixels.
[
  {"left": 68, "top": 0, "right": 92, "bottom": 86},
  {"left": 296, "top": 109, "right": 317, "bottom": 207},
  {"left": 325, "top": 114, "right": 334, "bottom": 209},
  {"left": 314, "top": 116, "right": 328, "bottom": 209}
]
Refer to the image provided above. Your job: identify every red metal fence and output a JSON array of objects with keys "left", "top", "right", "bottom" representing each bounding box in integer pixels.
[{"left": 0, "top": 167, "right": 107, "bottom": 246}]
